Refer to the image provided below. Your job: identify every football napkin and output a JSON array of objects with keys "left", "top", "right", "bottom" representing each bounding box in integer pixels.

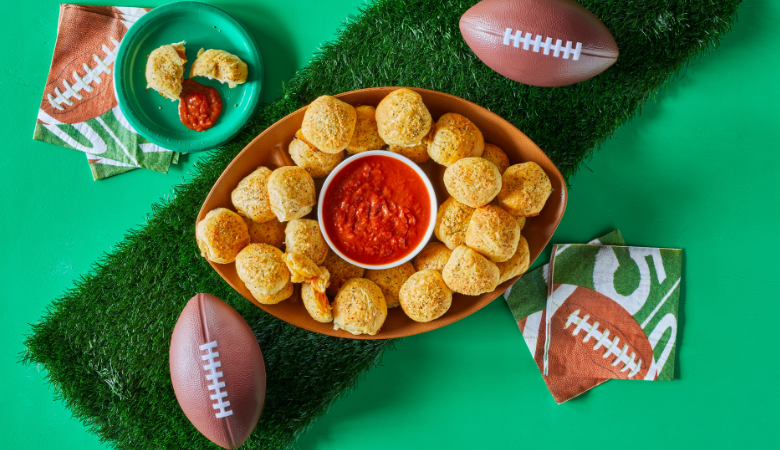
[
  {"left": 33, "top": 4, "right": 178, "bottom": 180},
  {"left": 504, "top": 231, "right": 682, "bottom": 403}
]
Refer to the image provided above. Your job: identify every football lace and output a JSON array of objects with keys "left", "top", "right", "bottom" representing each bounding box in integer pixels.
[
  {"left": 503, "top": 28, "right": 582, "bottom": 61},
  {"left": 200, "top": 341, "right": 234, "bottom": 419},
  {"left": 564, "top": 309, "right": 643, "bottom": 378},
  {"left": 46, "top": 37, "right": 120, "bottom": 112}
]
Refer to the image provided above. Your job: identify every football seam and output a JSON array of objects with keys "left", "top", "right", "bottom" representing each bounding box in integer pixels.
[
  {"left": 502, "top": 27, "right": 583, "bottom": 61},
  {"left": 564, "top": 308, "right": 643, "bottom": 377},
  {"left": 45, "top": 37, "right": 120, "bottom": 112}
]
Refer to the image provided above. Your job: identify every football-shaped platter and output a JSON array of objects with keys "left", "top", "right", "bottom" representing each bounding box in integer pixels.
[
  {"left": 460, "top": 0, "right": 619, "bottom": 87},
  {"left": 170, "top": 293, "right": 266, "bottom": 449},
  {"left": 198, "top": 86, "right": 567, "bottom": 339},
  {"left": 547, "top": 285, "right": 655, "bottom": 380}
]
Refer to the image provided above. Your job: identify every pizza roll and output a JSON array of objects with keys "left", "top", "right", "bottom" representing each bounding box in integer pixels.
[
  {"left": 235, "top": 244, "right": 290, "bottom": 296},
  {"left": 443, "top": 157, "right": 502, "bottom": 208},
  {"left": 498, "top": 162, "right": 553, "bottom": 217},
  {"left": 231, "top": 166, "right": 276, "bottom": 223},
  {"left": 465, "top": 205, "right": 521, "bottom": 262},
  {"left": 196, "top": 208, "right": 250, "bottom": 264},
  {"left": 322, "top": 250, "right": 365, "bottom": 297},
  {"left": 301, "top": 283, "right": 333, "bottom": 323},
  {"left": 400, "top": 269, "right": 453, "bottom": 322},
  {"left": 189, "top": 48, "right": 248, "bottom": 88},
  {"left": 301, "top": 95, "right": 356, "bottom": 153},
  {"left": 283, "top": 252, "right": 330, "bottom": 293},
  {"left": 241, "top": 214, "right": 285, "bottom": 249},
  {"left": 332, "top": 278, "right": 387, "bottom": 336},
  {"left": 480, "top": 143, "right": 511, "bottom": 175},
  {"left": 146, "top": 41, "right": 187, "bottom": 100},
  {"left": 365, "top": 262, "right": 416, "bottom": 309},
  {"left": 442, "top": 245, "right": 500, "bottom": 296},
  {"left": 345, "top": 105, "right": 386, "bottom": 155},
  {"left": 435, "top": 197, "right": 475, "bottom": 250},
  {"left": 284, "top": 219, "right": 328, "bottom": 265},
  {"left": 496, "top": 235, "right": 530, "bottom": 284},
  {"left": 387, "top": 127, "right": 433, "bottom": 163},
  {"left": 375, "top": 88, "right": 432, "bottom": 146},
  {"left": 247, "top": 279, "right": 294, "bottom": 305},
  {"left": 267, "top": 166, "right": 316, "bottom": 222},
  {"left": 427, "top": 113, "right": 484, "bottom": 167},
  {"left": 288, "top": 129, "right": 344, "bottom": 178},
  {"left": 516, "top": 216, "right": 526, "bottom": 233},
  {"left": 413, "top": 242, "right": 453, "bottom": 272}
]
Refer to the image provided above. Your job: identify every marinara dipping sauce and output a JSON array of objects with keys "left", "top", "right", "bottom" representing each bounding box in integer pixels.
[
  {"left": 321, "top": 153, "right": 433, "bottom": 266},
  {"left": 179, "top": 79, "right": 222, "bottom": 131}
]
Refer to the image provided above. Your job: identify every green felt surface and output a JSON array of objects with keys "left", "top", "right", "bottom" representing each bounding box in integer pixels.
[{"left": 3, "top": 1, "right": 778, "bottom": 450}]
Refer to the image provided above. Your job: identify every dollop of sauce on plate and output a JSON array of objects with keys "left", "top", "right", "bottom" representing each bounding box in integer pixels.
[
  {"left": 179, "top": 79, "right": 222, "bottom": 131},
  {"left": 322, "top": 155, "right": 431, "bottom": 265}
]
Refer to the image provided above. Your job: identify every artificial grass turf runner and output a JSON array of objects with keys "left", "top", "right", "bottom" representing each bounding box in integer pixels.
[{"left": 23, "top": 0, "right": 739, "bottom": 448}]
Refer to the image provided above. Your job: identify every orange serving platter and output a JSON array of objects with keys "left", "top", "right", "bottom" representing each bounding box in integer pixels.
[{"left": 197, "top": 87, "right": 567, "bottom": 339}]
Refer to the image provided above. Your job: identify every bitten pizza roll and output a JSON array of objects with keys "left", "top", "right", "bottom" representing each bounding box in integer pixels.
[
  {"left": 301, "top": 283, "right": 333, "bottom": 323},
  {"left": 289, "top": 130, "right": 344, "bottom": 178},
  {"left": 375, "top": 88, "right": 433, "bottom": 146},
  {"left": 443, "top": 157, "right": 502, "bottom": 208},
  {"left": 365, "top": 262, "right": 416, "bottom": 309},
  {"left": 267, "top": 166, "right": 316, "bottom": 222},
  {"left": 247, "top": 279, "right": 294, "bottom": 305},
  {"left": 332, "top": 278, "right": 387, "bottom": 336},
  {"left": 322, "top": 250, "right": 365, "bottom": 297},
  {"left": 345, "top": 105, "right": 386, "bottom": 155},
  {"left": 435, "top": 197, "right": 475, "bottom": 250},
  {"left": 231, "top": 166, "right": 276, "bottom": 223},
  {"left": 480, "top": 143, "right": 511, "bottom": 175},
  {"left": 442, "top": 245, "right": 500, "bottom": 296},
  {"left": 496, "top": 235, "right": 530, "bottom": 284},
  {"left": 189, "top": 48, "right": 248, "bottom": 88},
  {"left": 241, "top": 214, "right": 286, "bottom": 249},
  {"left": 400, "top": 269, "right": 453, "bottom": 323},
  {"left": 146, "top": 41, "right": 187, "bottom": 100},
  {"left": 235, "top": 244, "right": 291, "bottom": 296},
  {"left": 196, "top": 208, "right": 250, "bottom": 264},
  {"left": 465, "top": 205, "right": 521, "bottom": 262},
  {"left": 427, "top": 113, "right": 484, "bottom": 167},
  {"left": 498, "top": 162, "right": 553, "bottom": 217},
  {"left": 283, "top": 252, "right": 330, "bottom": 293},
  {"left": 284, "top": 219, "right": 328, "bottom": 265},
  {"left": 413, "top": 242, "right": 453, "bottom": 272},
  {"left": 301, "top": 95, "right": 357, "bottom": 153}
]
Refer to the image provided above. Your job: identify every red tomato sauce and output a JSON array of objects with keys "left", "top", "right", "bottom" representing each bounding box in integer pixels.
[
  {"left": 178, "top": 79, "right": 222, "bottom": 131},
  {"left": 322, "top": 155, "right": 431, "bottom": 265}
]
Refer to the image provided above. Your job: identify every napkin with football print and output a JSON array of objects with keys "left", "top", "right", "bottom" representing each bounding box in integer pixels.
[
  {"left": 33, "top": 4, "right": 179, "bottom": 180},
  {"left": 503, "top": 231, "right": 682, "bottom": 403}
]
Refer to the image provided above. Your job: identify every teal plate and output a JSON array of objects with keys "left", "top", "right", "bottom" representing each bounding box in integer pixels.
[{"left": 114, "top": 1, "right": 262, "bottom": 153}]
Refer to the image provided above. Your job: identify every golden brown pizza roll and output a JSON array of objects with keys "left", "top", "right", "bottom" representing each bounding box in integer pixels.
[
  {"left": 284, "top": 219, "right": 328, "bottom": 265},
  {"left": 241, "top": 214, "right": 285, "bottom": 249},
  {"left": 267, "top": 166, "right": 316, "bottom": 222},
  {"left": 413, "top": 242, "right": 453, "bottom": 272},
  {"left": 480, "top": 143, "right": 511, "bottom": 175},
  {"left": 283, "top": 252, "right": 322, "bottom": 283},
  {"left": 427, "top": 113, "right": 484, "bottom": 167},
  {"left": 345, "top": 105, "right": 386, "bottom": 155},
  {"left": 365, "top": 262, "right": 416, "bottom": 309},
  {"left": 442, "top": 245, "right": 500, "bottom": 296},
  {"left": 465, "top": 205, "right": 521, "bottom": 263},
  {"left": 231, "top": 166, "right": 276, "bottom": 223},
  {"left": 235, "top": 244, "right": 290, "bottom": 295},
  {"left": 146, "top": 41, "right": 186, "bottom": 101},
  {"left": 247, "top": 279, "right": 294, "bottom": 305},
  {"left": 189, "top": 48, "right": 248, "bottom": 88},
  {"left": 332, "top": 278, "right": 387, "bottom": 336},
  {"left": 301, "top": 95, "right": 356, "bottom": 153},
  {"left": 435, "top": 197, "right": 475, "bottom": 250},
  {"left": 496, "top": 235, "right": 530, "bottom": 284},
  {"left": 375, "top": 88, "right": 433, "bottom": 146},
  {"left": 196, "top": 208, "right": 250, "bottom": 264},
  {"left": 301, "top": 283, "right": 333, "bottom": 323},
  {"left": 322, "top": 250, "right": 365, "bottom": 297},
  {"left": 387, "top": 127, "right": 433, "bottom": 163},
  {"left": 443, "top": 157, "right": 502, "bottom": 208},
  {"left": 498, "top": 162, "right": 553, "bottom": 217},
  {"left": 399, "top": 269, "right": 453, "bottom": 322},
  {"left": 288, "top": 129, "right": 344, "bottom": 178}
]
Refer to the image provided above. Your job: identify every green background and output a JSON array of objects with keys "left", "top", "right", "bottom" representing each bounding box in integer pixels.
[{"left": 2, "top": 0, "right": 777, "bottom": 449}]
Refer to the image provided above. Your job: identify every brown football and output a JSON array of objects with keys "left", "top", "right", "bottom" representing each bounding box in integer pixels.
[{"left": 170, "top": 293, "right": 266, "bottom": 449}]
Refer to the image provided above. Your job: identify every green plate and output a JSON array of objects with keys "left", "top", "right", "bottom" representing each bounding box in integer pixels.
[{"left": 114, "top": 1, "right": 262, "bottom": 153}]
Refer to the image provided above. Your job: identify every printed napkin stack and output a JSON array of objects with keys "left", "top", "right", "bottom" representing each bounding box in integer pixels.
[
  {"left": 504, "top": 231, "right": 682, "bottom": 403},
  {"left": 34, "top": 4, "right": 178, "bottom": 180}
]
